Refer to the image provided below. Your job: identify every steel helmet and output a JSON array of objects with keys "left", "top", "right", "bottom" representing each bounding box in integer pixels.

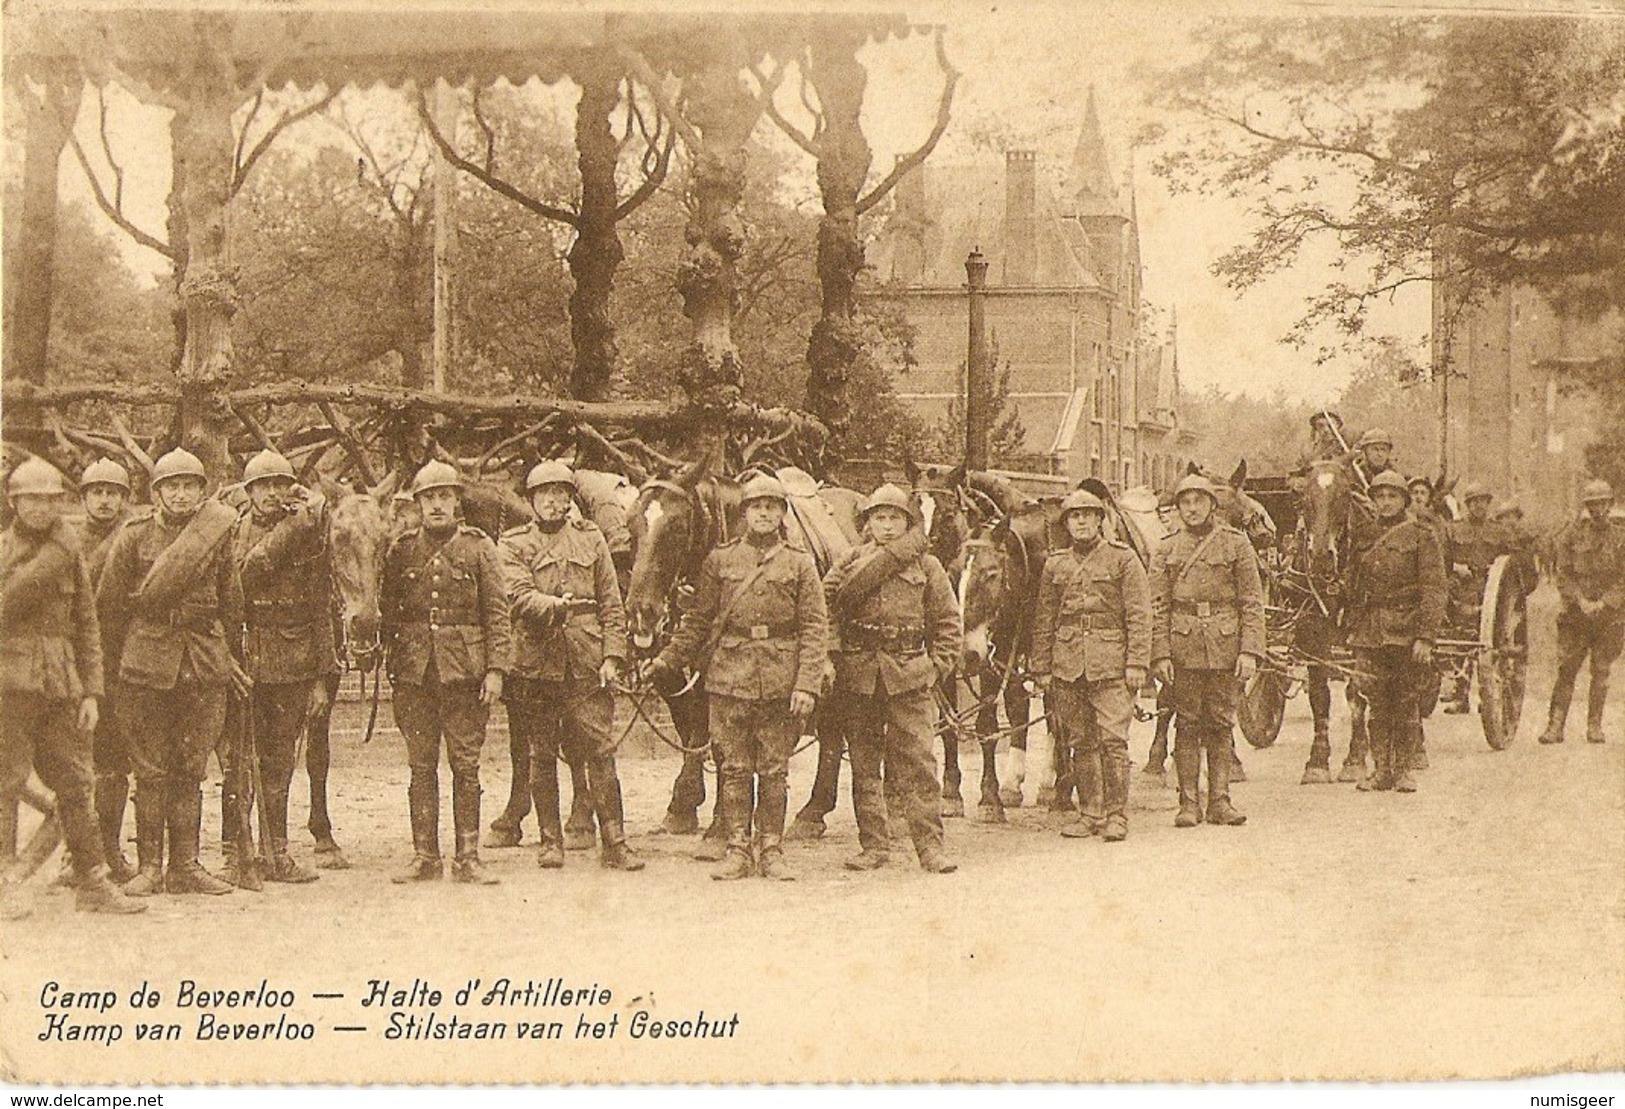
[
  {"left": 1172, "top": 474, "right": 1217, "bottom": 502},
  {"left": 1406, "top": 475, "right": 1433, "bottom": 491},
  {"left": 7, "top": 457, "right": 69, "bottom": 497},
  {"left": 79, "top": 458, "right": 131, "bottom": 492},
  {"left": 1369, "top": 471, "right": 1410, "bottom": 494},
  {"left": 1309, "top": 410, "right": 1343, "bottom": 428},
  {"left": 1459, "top": 481, "right": 1491, "bottom": 503},
  {"left": 410, "top": 460, "right": 463, "bottom": 497},
  {"left": 1060, "top": 489, "right": 1107, "bottom": 516},
  {"left": 1492, "top": 500, "right": 1523, "bottom": 520},
  {"left": 524, "top": 460, "right": 576, "bottom": 492},
  {"left": 242, "top": 449, "right": 296, "bottom": 488},
  {"left": 1356, "top": 428, "right": 1393, "bottom": 449},
  {"left": 740, "top": 474, "right": 788, "bottom": 506},
  {"left": 151, "top": 448, "right": 207, "bottom": 488},
  {"left": 858, "top": 483, "right": 915, "bottom": 524},
  {"left": 1581, "top": 478, "right": 1615, "bottom": 504}
]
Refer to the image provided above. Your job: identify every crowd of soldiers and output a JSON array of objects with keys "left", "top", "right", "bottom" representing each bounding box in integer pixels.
[{"left": 1, "top": 416, "right": 1621, "bottom": 916}]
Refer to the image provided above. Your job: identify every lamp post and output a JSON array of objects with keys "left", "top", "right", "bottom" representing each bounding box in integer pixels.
[{"left": 965, "top": 248, "right": 991, "bottom": 471}]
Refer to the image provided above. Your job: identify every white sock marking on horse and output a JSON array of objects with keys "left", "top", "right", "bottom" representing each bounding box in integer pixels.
[{"left": 643, "top": 499, "right": 665, "bottom": 529}]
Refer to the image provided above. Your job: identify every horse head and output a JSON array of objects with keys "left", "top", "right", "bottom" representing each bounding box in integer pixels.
[
  {"left": 625, "top": 455, "right": 712, "bottom": 653},
  {"left": 958, "top": 521, "right": 1014, "bottom": 676},
  {"left": 1299, "top": 458, "right": 1354, "bottom": 577},
  {"left": 906, "top": 461, "right": 981, "bottom": 574},
  {"left": 325, "top": 475, "right": 399, "bottom": 672}
]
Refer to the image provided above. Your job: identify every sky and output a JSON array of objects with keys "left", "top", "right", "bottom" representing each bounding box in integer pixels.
[{"left": 53, "top": 0, "right": 1440, "bottom": 404}]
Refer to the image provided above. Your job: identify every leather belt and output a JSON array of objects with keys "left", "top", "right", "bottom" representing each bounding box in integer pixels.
[
  {"left": 1173, "top": 600, "right": 1236, "bottom": 618},
  {"left": 159, "top": 604, "right": 221, "bottom": 634},
  {"left": 726, "top": 622, "right": 797, "bottom": 640},
  {"left": 844, "top": 622, "right": 926, "bottom": 653},
  {"left": 247, "top": 599, "right": 322, "bottom": 628},
  {"left": 1064, "top": 614, "right": 1123, "bottom": 631},
  {"left": 424, "top": 607, "right": 480, "bottom": 628}
]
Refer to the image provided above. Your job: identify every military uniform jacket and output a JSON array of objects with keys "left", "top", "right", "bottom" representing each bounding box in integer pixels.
[
  {"left": 1346, "top": 515, "right": 1447, "bottom": 648},
  {"left": 1553, "top": 517, "right": 1625, "bottom": 618},
  {"left": 382, "top": 524, "right": 513, "bottom": 686},
  {"left": 1031, "top": 539, "right": 1152, "bottom": 684},
  {"left": 1447, "top": 518, "right": 1509, "bottom": 577},
  {"left": 660, "top": 535, "right": 828, "bottom": 701},
  {"left": 0, "top": 519, "right": 104, "bottom": 702},
  {"left": 234, "top": 503, "right": 338, "bottom": 685},
  {"left": 1150, "top": 523, "right": 1266, "bottom": 671},
  {"left": 97, "top": 509, "right": 244, "bottom": 690},
  {"left": 823, "top": 543, "right": 961, "bottom": 696},
  {"left": 497, "top": 518, "right": 626, "bottom": 682},
  {"left": 79, "top": 515, "right": 125, "bottom": 587}
]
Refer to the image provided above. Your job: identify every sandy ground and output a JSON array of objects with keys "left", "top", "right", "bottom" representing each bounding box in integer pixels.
[{"left": 2, "top": 585, "right": 1621, "bottom": 1084}]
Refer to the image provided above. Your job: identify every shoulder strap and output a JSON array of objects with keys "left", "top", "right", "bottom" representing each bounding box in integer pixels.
[
  {"left": 1172, "top": 527, "right": 1225, "bottom": 591},
  {"left": 702, "top": 546, "right": 782, "bottom": 659},
  {"left": 135, "top": 501, "right": 237, "bottom": 613}
]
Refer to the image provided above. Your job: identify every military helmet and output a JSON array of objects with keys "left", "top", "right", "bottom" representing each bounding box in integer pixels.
[
  {"left": 151, "top": 448, "right": 207, "bottom": 488},
  {"left": 1581, "top": 478, "right": 1615, "bottom": 504},
  {"left": 1406, "top": 475, "right": 1433, "bottom": 491},
  {"left": 1459, "top": 481, "right": 1491, "bottom": 503},
  {"left": 524, "top": 460, "right": 576, "bottom": 492},
  {"left": 410, "top": 460, "right": 463, "bottom": 497},
  {"left": 1060, "top": 489, "right": 1107, "bottom": 516},
  {"left": 1309, "top": 410, "right": 1343, "bottom": 428},
  {"left": 1172, "top": 473, "right": 1217, "bottom": 502},
  {"left": 7, "top": 457, "right": 69, "bottom": 497},
  {"left": 242, "top": 449, "right": 296, "bottom": 488},
  {"left": 1368, "top": 471, "right": 1410, "bottom": 494},
  {"left": 739, "top": 474, "right": 788, "bottom": 506},
  {"left": 858, "top": 483, "right": 915, "bottom": 523},
  {"left": 1356, "top": 428, "right": 1393, "bottom": 449},
  {"left": 79, "top": 457, "right": 131, "bottom": 493}
]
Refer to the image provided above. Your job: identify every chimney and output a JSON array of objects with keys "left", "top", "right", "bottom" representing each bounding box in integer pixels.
[{"left": 1003, "top": 150, "right": 1037, "bottom": 286}]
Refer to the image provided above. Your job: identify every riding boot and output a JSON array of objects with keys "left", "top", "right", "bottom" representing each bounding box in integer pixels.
[
  {"left": 1392, "top": 716, "right": 1418, "bottom": 793},
  {"left": 1408, "top": 718, "right": 1430, "bottom": 770},
  {"left": 532, "top": 772, "right": 566, "bottom": 870},
  {"left": 1539, "top": 688, "right": 1572, "bottom": 745},
  {"left": 1204, "top": 741, "right": 1247, "bottom": 825},
  {"left": 164, "top": 786, "right": 234, "bottom": 895},
  {"left": 1358, "top": 723, "right": 1393, "bottom": 791},
  {"left": 1173, "top": 744, "right": 1203, "bottom": 827},
  {"left": 599, "top": 820, "right": 645, "bottom": 871},
  {"left": 1586, "top": 672, "right": 1610, "bottom": 744},
  {"left": 449, "top": 776, "right": 498, "bottom": 884},
  {"left": 1303, "top": 723, "right": 1333, "bottom": 784},
  {"left": 95, "top": 774, "right": 136, "bottom": 884},
  {"left": 74, "top": 863, "right": 146, "bottom": 915},
  {"left": 264, "top": 789, "right": 318, "bottom": 883},
  {"left": 1074, "top": 747, "right": 1104, "bottom": 829},
  {"left": 1100, "top": 751, "right": 1129, "bottom": 842},
  {"left": 122, "top": 785, "right": 167, "bottom": 897},
  {"left": 486, "top": 725, "right": 530, "bottom": 847},
  {"left": 393, "top": 773, "right": 442, "bottom": 883}
]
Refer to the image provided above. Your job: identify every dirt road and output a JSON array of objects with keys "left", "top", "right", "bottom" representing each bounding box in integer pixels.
[{"left": 3, "top": 586, "right": 1620, "bottom": 1083}]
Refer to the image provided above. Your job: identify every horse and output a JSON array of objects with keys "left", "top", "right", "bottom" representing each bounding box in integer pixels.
[{"left": 623, "top": 460, "right": 860, "bottom": 850}]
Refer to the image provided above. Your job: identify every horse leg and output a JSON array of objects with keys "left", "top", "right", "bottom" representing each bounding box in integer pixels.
[
  {"left": 1301, "top": 665, "right": 1335, "bottom": 784},
  {"left": 563, "top": 747, "right": 598, "bottom": 851},
  {"left": 486, "top": 700, "right": 533, "bottom": 847},
  {"left": 0, "top": 799, "right": 16, "bottom": 862},
  {"left": 659, "top": 687, "right": 706, "bottom": 836},
  {"left": 306, "top": 672, "right": 350, "bottom": 869},
  {"left": 939, "top": 677, "right": 965, "bottom": 818},
  {"left": 788, "top": 703, "right": 841, "bottom": 839},
  {"left": 1143, "top": 681, "right": 1172, "bottom": 783},
  {"left": 1341, "top": 685, "right": 1372, "bottom": 781}
]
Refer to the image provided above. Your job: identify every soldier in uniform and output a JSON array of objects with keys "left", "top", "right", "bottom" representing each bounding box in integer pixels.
[
  {"left": 1407, "top": 477, "right": 1445, "bottom": 530},
  {"left": 382, "top": 461, "right": 512, "bottom": 884},
  {"left": 97, "top": 448, "right": 246, "bottom": 895},
  {"left": 1031, "top": 489, "right": 1152, "bottom": 842},
  {"left": 1148, "top": 474, "right": 1266, "bottom": 828},
  {"left": 1344, "top": 471, "right": 1447, "bottom": 793},
  {"left": 1297, "top": 410, "right": 1349, "bottom": 469},
  {"left": 224, "top": 450, "right": 334, "bottom": 885},
  {"left": 78, "top": 459, "right": 136, "bottom": 882},
  {"left": 1352, "top": 428, "right": 1397, "bottom": 489},
  {"left": 497, "top": 460, "right": 641, "bottom": 872},
  {"left": 1442, "top": 482, "right": 1509, "bottom": 713},
  {"left": 823, "top": 484, "right": 961, "bottom": 873},
  {"left": 652, "top": 475, "right": 827, "bottom": 881},
  {"left": 1538, "top": 479, "right": 1625, "bottom": 745},
  {"left": 0, "top": 458, "right": 145, "bottom": 917}
]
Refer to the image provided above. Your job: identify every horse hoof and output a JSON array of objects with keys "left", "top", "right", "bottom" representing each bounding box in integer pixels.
[
  {"left": 484, "top": 825, "right": 523, "bottom": 849},
  {"left": 659, "top": 811, "right": 700, "bottom": 836},
  {"left": 998, "top": 788, "right": 1024, "bottom": 808},
  {"left": 1336, "top": 762, "right": 1365, "bottom": 783},
  {"left": 1140, "top": 764, "right": 1167, "bottom": 784},
  {"left": 784, "top": 819, "right": 825, "bottom": 841},
  {"left": 976, "top": 804, "right": 1007, "bottom": 824},
  {"left": 1036, "top": 786, "right": 1057, "bottom": 808},
  {"left": 564, "top": 829, "right": 597, "bottom": 852},
  {"left": 692, "top": 840, "right": 727, "bottom": 863},
  {"left": 1300, "top": 767, "right": 1332, "bottom": 785},
  {"left": 940, "top": 797, "right": 966, "bottom": 819},
  {"left": 313, "top": 843, "right": 352, "bottom": 870}
]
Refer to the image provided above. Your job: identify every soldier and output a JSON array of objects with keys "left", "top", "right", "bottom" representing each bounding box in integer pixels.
[
  {"left": 224, "top": 450, "right": 334, "bottom": 885},
  {"left": 1538, "top": 479, "right": 1625, "bottom": 745},
  {"left": 1344, "top": 471, "right": 1447, "bottom": 793},
  {"left": 97, "top": 448, "right": 246, "bottom": 895},
  {"left": 382, "top": 461, "right": 512, "bottom": 884},
  {"left": 1442, "top": 482, "right": 1509, "bottom": 713},
  {"left": 0, "top": 459, "right": 145, "bottom": 917},
  {"left": 1407, "top": 476, "right": 1444, "bottom": 530},
  {"left": 823, "top": 484, "right": 961, "bottom": 873},
  {"left": 1297, "top": 410, "right": 1349, "bottom": 469},
  {"left": 651, "top": 475, "right": 827, "bottom": 881},
  {"left": 78, "top": 459, "right": 136, "bottom": 882},
  {"left": 1352, "top": 428, "right": 1397, "bottom": 489},
  {"left": 1031, "top": 489, "right": 1152, "bottom": 842},
  {"left": 497, "top": 460, "right": 641, "bottom": 872},
  {"left": 1148, "top": 474, "right": 1266, "bottom": 828}
]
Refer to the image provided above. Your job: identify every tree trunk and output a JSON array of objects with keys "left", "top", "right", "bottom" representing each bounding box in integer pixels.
[
  {"left": 3, "top": 73, "right": 83, "bottom": 385},
  {"left": 568, "top": 51, "right": 625, "bottom": 403},
  {"left": 803, "top": 29, "right": 871, "bottom": 447},
  {"left": 167, "top": 113, "right": 191, "bottom": 373}
]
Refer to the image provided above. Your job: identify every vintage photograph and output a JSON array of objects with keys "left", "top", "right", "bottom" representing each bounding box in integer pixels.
[{"left": 1, "top": 0, "right": 1621, "bottom": 1089}]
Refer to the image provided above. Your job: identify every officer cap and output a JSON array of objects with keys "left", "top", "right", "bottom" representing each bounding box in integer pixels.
[
  {"left": 858, "top": 483, "right": 916, "bottom": 524},
  {"left": 410, "top": 460, "right": 463, "bottom": 497},
  {"left": 1459, "top": 481, "right": 1491, "bottom": 503},
  {"left": 79, "top": 458, "right": 131, "bottom": 493},
  {"left": 1060, "top": 489, "right": 1107, "bottom": 516},
  {"left": 151, "top": 448, "right": 207, "bottom": 488},
  {"left": 524, "top": 460, "right": 576, "bottom": 492},
  {"left": 1172, "top": 474, "right": 1217, "bottom": 502},
  {"left": 1356, "top": 428, "right": 1393, "bottom": 449},
  {"left": 1581, "top": 478, "right": 1615, "bottom": 504},
  {"left": 7, "top": 457, "right": 69, "bottom": 497},
  {"left": 1368, "top": 471, "right": 1410, "bottom": 494},
  {"left": 242, "top": 449, "right": 296, "bottom": 488},
  {"left": 740, "top": 474, "right": 788, "bottom": 507}
]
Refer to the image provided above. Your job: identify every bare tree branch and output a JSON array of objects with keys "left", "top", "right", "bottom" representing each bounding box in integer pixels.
[
  {"left": 614, "top": 127, "right": 675, "bottom": 220},
  {"left": 470, "top": 84, "right": 498, "bottom": 173},
  {"left": 414, "top": 86, "right": 580, "bottom": 227},
  {"left": 66, "top": 90, "right": 177, "bottom": 260},
  {"left": 753, "top": 62, "right": 819, "bottom": 157},
  {"left": 232, "top": 86, "right": 338, "bottom": 197},
  {"left": 616, "top": 46, "right": 701, "bottom": 150},
  {"left": 855, "top": 27, "right": 959, "bottom": 215}
]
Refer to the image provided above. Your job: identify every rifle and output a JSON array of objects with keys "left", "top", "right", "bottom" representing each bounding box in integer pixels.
[
  {"left": 229, "top": 691, "right": 270, "bottom": 887},
  {"left": 1319, "top": 410, "right": 1371, "bottom": 496}
]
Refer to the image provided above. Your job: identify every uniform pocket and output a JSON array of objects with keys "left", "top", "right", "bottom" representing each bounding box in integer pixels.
[
  {"left": 1171, "top": 612, "right": 1196, "bottom": 637},
  {"left": 1215, "top": 611, "right": 1240, "bottom": 637}
]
